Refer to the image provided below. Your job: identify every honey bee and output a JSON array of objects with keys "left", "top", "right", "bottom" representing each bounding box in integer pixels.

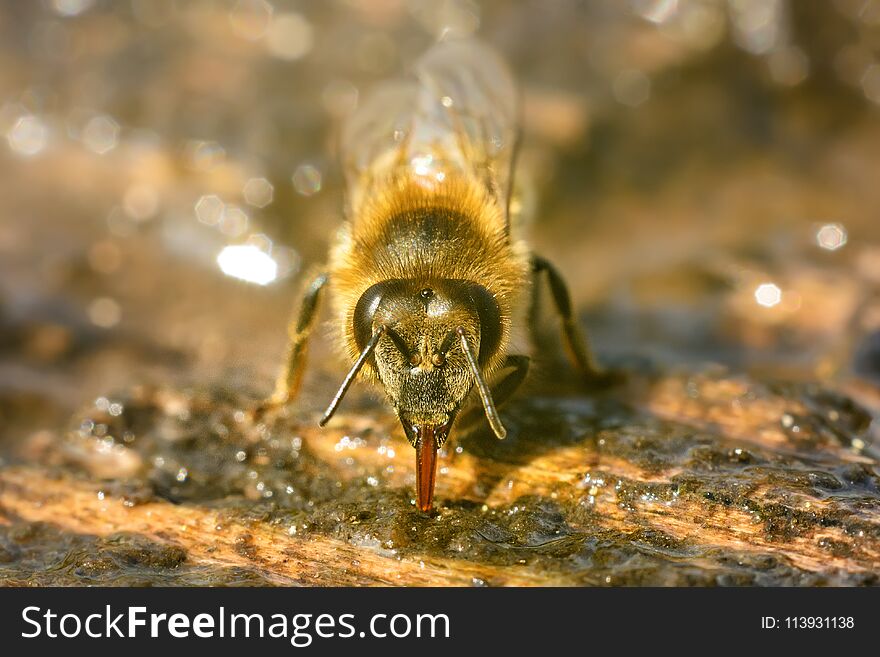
[{"left": 263, "top": 39, "right": 608, "bottom": 512}]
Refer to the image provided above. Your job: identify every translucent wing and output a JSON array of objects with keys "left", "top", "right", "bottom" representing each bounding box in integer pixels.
[{"left": 341, "top": 39, "right": 519, "bottom": 228}]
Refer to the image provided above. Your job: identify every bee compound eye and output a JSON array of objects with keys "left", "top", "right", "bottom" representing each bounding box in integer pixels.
[
  {"left": 353, "top": 280, "right": 406, "bottom": 350},
  {"left": 464, "top": 284, "right": 502, "bottom": 366}
]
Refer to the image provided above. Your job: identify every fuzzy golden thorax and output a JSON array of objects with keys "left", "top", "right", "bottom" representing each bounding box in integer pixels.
[{"left": 327, "top": 173, "right": 530, "bottom": 429}]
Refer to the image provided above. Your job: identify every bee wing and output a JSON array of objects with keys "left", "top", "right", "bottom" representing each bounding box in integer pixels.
[
  {"left": 341, "top": 79, "right": 419, "bottom": 203},
  {"left": 412, "top": 40, "right": 519, "bottom": 210},
  {"left": 342, "top": 40, "right": 519, "bottom": 228}
]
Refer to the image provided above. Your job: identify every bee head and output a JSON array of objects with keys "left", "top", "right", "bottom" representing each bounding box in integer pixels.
[
  {"left": 354, "top": 278, "right": 501, "bottom": 428},
  {"left": 352, "top": 278, "right": 503, "bottom": 511}
]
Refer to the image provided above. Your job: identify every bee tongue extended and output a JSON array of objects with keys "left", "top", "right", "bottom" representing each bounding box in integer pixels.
[{"left": 414, "top": 425, "right": 440, "bottom": 512}]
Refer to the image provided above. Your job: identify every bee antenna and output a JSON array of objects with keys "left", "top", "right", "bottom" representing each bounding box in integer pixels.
[
  {"left": 319, "top": 325, "right": 386, "bottom": 427},
  {"left": 456, "top": 327, "right": 507, "bottom": 440}
]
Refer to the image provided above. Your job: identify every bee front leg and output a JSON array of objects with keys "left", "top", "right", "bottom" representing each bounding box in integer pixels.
[
  {"left": 455, "top": 354, "right": 530, "bottom": 435},
  {"left": 531, "top": 255, "right": 615, "bottom": 388},
  {"left": 255, "top": 271, "right": 329, "bottom": 416}
]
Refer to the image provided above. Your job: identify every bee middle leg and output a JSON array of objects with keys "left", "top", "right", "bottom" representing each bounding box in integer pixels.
[
  {"left": 455, "top": 354, "right": 530, "bottom": 435},
  {"left": 254, "top": 271, "right": 329, "bottom": 416},
  {"left": 530, "top": 255, "right": 615, "bottom": 388}
]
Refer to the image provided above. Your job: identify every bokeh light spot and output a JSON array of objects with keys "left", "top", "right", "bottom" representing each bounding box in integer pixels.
[
  {"left": 861, "top": 63, "right": 880, "bottom": 105},
  {"left": 7, "top": 115, "right": 48, "bottom": 156},
  {"left": 816, "top": 223, "right": 847, "bottom": 251},
  {"left": 243, "top": 177, "right": 274, "bottom": 208},
  {"left": 123, "top": 183, "right": 159, "bottom": 221},
  {"left": 229, "top": 0, "right": 273, "bottom": 41},
  {"left": 51, "top": 0, "right": 94, "bottom": 17},
  {"left": 195, "top": 195, "right": 225, "bottom": 226},
  {"left": 292, "top": 164, "right": 322, "bottom": 196},
  {"left": 219, "top": 205, "right": 249, "bottom": 237},
  {"left": 82, "top": 114, "right": 120, "bottom": 154},
  {"left": 755, "top": 283, "right": 782, "bottom": 308},
  {"left": 186, "top": 140, "right": 226, "bottom": 171},
  {"left": 768, "top": 47, "right": 809, "bottom": 87},
  {"left": 633, "top": 0, "right": 679, "bottom": 24},
  {"left": 266, "top": 13, "right": 313, "bottom": 60},
  {"left": 245, "top": 232, "right": 273, "bottom": 253},
  {"left": 217, "top": 245, "right": 278, "bottom": 285},
  {"left": 88, "top": 297, "right": 122, "bottom": 328}
]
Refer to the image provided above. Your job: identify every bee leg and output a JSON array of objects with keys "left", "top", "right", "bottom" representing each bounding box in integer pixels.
[
  {"left": 255, "top": 272, "right": 329, "bottom": 416},
  {"left": 531, "top": 255, "right": 616, "bottom": 388},
  {"left": 455, "top": 354, "right": 530, "bottom": 435}
]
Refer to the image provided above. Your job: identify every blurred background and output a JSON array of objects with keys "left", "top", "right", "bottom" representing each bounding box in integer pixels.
[{"left": 2, "top": 0, "right": 880, "bottom": 454}]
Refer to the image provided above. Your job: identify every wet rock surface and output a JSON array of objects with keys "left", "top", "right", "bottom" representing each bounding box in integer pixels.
[{"left": 2, "top": 370, "right": 876, "bottom": 586}]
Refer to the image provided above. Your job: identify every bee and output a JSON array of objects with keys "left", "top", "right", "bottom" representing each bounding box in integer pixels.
[{"left": 262, "top": 39, "right": 608, "bottom": 512}]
